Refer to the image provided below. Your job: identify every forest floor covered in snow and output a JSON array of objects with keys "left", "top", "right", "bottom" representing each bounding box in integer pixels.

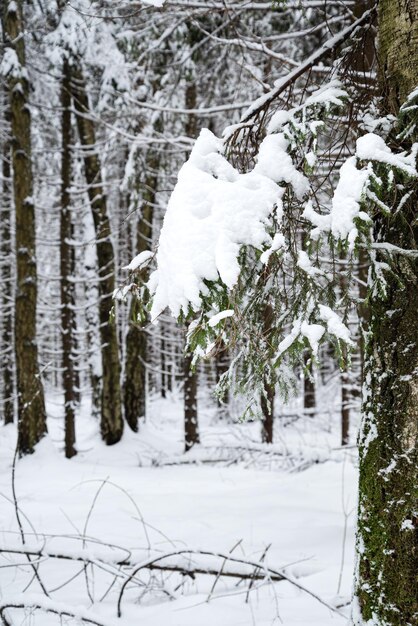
[{"left": 0, "top": 390, "right": 358, "bottom": 625}]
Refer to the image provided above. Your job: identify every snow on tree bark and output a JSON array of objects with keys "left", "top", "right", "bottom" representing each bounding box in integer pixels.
[
  {"left": 0, "top": 98, "right": 14, "bottom": 426},
  {"left": 71, "top": 66, "right": 123, "bottom": 445},
  {"left": 60, "top": 59, "right": 77, "bottom": 458},
  {"left": 2, "top": 0, "right": 47, "bottom": 454}
]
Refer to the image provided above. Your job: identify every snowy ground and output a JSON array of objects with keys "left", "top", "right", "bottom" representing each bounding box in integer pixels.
[{"left": 0, "top": 390, "right": 358, "bottom": 625}]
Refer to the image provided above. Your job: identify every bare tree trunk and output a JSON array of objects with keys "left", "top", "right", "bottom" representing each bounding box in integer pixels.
[
  {"left": 260, "top": 378, "right": 275, "bottom": 444},
  {"left": 340, "top": 366, "right": 350, "bottom": 446},
  {"left": 161, "top": 327, "right": 166, "bottom": 399},
  {"left": 60, "top": 60, "right": 76, "bottom": 458},
  {"left": 2, "top": 0, "right": 47, "bottom": 454},
  {"left": 71, "top": 66, "right": 123, "bottom": 445},
  {"left": 0, "top": 101, "right": 14, "bottom": 425},
  {"left": 184, "top": 352, "right": 199, "bottom": 452},
  {"left": 303, "top": 352, "right": 316, "bottom": 416},
  {"left": 215, "top": 344, "right": 229, "bottom": 418},
  {"left": 261, "top": 304, "right": 275, "bottom": 443},
  {"left": 356, "top": 2, "right": 418, "bottom": 623}
]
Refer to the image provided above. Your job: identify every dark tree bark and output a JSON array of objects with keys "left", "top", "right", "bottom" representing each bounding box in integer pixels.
[
  {"left": 356, "top": 1, "right": 418, "bottom": 623},
  {"left": 0, "top": 102, "right": 14, "bottom": 425},
  {"left": 215, "top": 344, "right": 229, "bottom": 417},
  {"left": 303, "top": 352, "right": 316, "bottom": 416},
  {"left": 340, "top": 366, "right": 350, "bottom": 446},
  {"left": 260, "top": 378, "right": 275, "bottom": 444},
  {"left": 60, "top": 60, "right": 76, "bottom": 458},
  {"left": 161, "top": 330, "right": 167, "bottom": 399},
  {"left": 70, "top": 67, "right": 123, "bottom": 445},
  {"left": 261, "top": 304, "right": 275, "bottom": 443},
  {"left": 2, "top": 0, "right": 47, "bottom": 454},
  {"left": 184, "top": 352, "right": 199, "bottom": 452}
]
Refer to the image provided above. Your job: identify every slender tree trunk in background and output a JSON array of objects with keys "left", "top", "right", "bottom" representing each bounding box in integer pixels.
[
  {"left": 300, "top": 234, "right": 315, "bottom": 418},
  {"left": 260, "top": 378, "right": 274, "bottom": 444},
  {"left": 303, "top": 352, "right": 316, "bottom": 416},
  {"left": 2, "top": 0, "right": 47, "bottom": 454},
  {"left": 341, "top": 364, "right": 350, "bottom": 446},
  {"left": 356, "top": 2, "right": 418, "bottom": 623},
  {"left": 161, "top": 328, "right": 166, "bottom": 399},
  {"left": 215, "top": 345, "right": 229, "bottom": 417},
  {"left": 167, "top": 342, "right": 173, "bottom": 394},
  {"left": 1, "top": 104, "right": 14, "bottom": 425},
  {"left": 123, "top": 150, "right": 157, "bottom": 431},
  {"left": 261, "top": 304, "right": 275, "bottom": 443},
  {"left": 60, "top": 60, "right": 76, "bottom": 458},
  {"left": 184, "top": 352, "right": 199, "bottom": 452},
  {"left": 71, "top": 67, "right": 123, "bottom": 445},
  {"left": 339, "top": 260, "right": 350, "bottom": 446}
]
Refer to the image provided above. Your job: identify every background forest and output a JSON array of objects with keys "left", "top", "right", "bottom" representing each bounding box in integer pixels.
[{"left": 0, "top": 0, "right": 416, "bottom": 625}]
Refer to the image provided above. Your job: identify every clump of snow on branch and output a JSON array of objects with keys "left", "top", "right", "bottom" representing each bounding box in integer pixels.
[
  {"left": 208, "top": 309, "right": 234, "bottom": 327},
  {"left": 304, "top": 133, "right": 418, "bottom": 250},
  {"left": 356, "top": 133, "right": 418, "bottom": 176},
  {"left": 318, "top": 305, "right": 353, "bottom": 345},
  {"left": 149, "top": 129, "right": 289, "bottom": 319},
  {"left": 275, "top": 319, "right": 325, "bottom": 361},
  {"left": 0, "top": 48, "right": 27, "bottom": 80},
  {"left": 303, "top": 157, "right": 370, "bottom": 250},
  {"left": 124, "top": 250, "right": 154, "bottom": 271}
]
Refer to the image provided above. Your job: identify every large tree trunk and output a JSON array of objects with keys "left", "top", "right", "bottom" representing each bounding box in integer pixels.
[
  {"left": 71, "top": 66, "right": 123, "bottom": 445},
  {"left": 0, "top": 100, "right": 14, "bottom": 425},
  {"left": 2, "top": 0, "right": 47, "bottom": 454},
  {"left": 355, "top": 2, "right": 418, "bottom": 623},
  {"left": 60, "top": 60, "right": 76, "bottom": 458}
]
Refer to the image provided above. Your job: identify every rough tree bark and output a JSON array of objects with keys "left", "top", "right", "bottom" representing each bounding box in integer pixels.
[
  {"left": 71, "top": 67, "right": 123, "bottom": 445},
  {"left": 355, "top": 1, "right": 418, "bottom": 623},
  {"left": 2, "top": 0, "right": 47, "bottom": 454},
  {"left": 60, "top": 59, "right": 76, "bottom": 458},
  {"left": 0, "top": 100, "right": 14, "bottom": 425}
]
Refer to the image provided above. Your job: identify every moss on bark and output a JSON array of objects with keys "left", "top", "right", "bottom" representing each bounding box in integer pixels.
[{"left": 356, "top": 3, "right": 418, "bottom": 622}]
